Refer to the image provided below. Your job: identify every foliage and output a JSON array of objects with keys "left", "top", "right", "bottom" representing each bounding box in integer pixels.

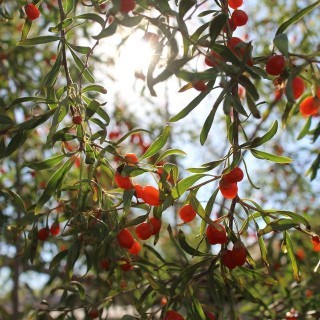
[{"left": 0, "top": 0, "right": 320, "bottom": 319}]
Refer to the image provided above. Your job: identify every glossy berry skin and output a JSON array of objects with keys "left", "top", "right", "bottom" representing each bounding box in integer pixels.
[
  {"left": 119, "top": 0, "right": 136, "bottom": 13},
  {"left": 38, "top": 228, "right": 50, "bottom": 241},
  {"left": 164, "top": 310, "right": 184, "bottom": 320},
  {"left": 129, "top": 240, "right": 142, "bottom": 255},
  {"left": 232, "top": 241, "right": 247, "bottom": 266},
  {"left": 149, "top": 217, "right": 162, "bottom": 235},
  {"left": 72, "top": 115, "right": 82, "bottom": 125},
  {"left": 134, "top": 184, "right": 144, "bottom": 198},
  {"left": 117, "top": 228, "right": 134, "bottom": 249},
  {"left": 206, "top": 224, "right": 227, "bottom": 245},
  {"left": 124, "top": 153, "right": 139, "bottom": 164},
  {"left": 231, "top": 10, "right": 248, "bottom": 27},
  {"left": 135, "top": 222, "right": 153, "bottom": 240},
  {"left": 222, "top": 167, "right": 244, "bottom": 183},
  {"left": 193, "top": 80, "right": 207, "bottom": 92},
  {"left": 291, "top": 76, "right": 305, "bottom": 100},
  {"left": 205, "top": 51, "right": 224, "bottom": 67},
  {"left": 25, "top": 3, "right": 40, "bottom": 21},
  {"left": 299, "top": 96, "right": 320, "bottom": 117},
  {"left": 219, "top": 180, "right": 238, "bottom": 199},
  {"left": 221, "top": 249, "right": 237, "bottom": 269},
  {"left": 140, "top": 185, "right": 160, "bottom": 206},
  {"left": 228, "top": 0, "right": 243, "bottom": 9},
  {"left": 50, "top": 223, "right": 60, "bottom": 236},
  {"left": 114, "top": 171, "right": 133, "bottom": 189},
  {"left": 179, "top": 204, "right": 197, "bottom": 223},
  {"left": 265, "top": 55, "right": 285, "bottom": 76},
  {"left": 206, "top": 312, "right": 216, "bottom": 320},
  {"left": 311, "top": 235, "right": 320, "bottom": 252}
]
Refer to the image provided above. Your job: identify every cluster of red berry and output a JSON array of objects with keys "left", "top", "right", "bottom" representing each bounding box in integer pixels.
[
  {"left": 37, "top": 223, "right": 60, "bottom": 241},
  {"left": 218, "top": 166, "right": 243, "bottom": 199}
]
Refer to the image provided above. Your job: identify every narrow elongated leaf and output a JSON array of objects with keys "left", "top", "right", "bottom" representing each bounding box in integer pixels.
[
  {"left": 273, "top": 33, "right": 289, "bottom": 57},
  {"left": 82, "top": 85, "right": 108, "bottom": 94},
  {"left": 75, "top": 13, "right": 105, "bottom": 27},
  {"left": 21, "top": 18, "right": 32, "bottom": 40},
  {"left": 297, "top": 116, "right": 311, "bottom": 140},
  {"left": 276, "top": 0, "right": 320, "bottom": 34},
  {"left": 5, "top": 131, "right": 30, "bottom": 158},
  {"left": 209, "top": 13, "right": 228, "bottom": 44},
  {"left": 69, "top": 49, "right": 95, "bottom": 83},
  {"left": 49, "top": 18, "right": 73, "bottom": 32},
  {"left": 35, "top": 157, "right": 75, "bottom": 214},
  {"left": 67, "top": 43, "right": 91, "bottom": 55},
  {"left": 3, "top": 188, "right": 26, "bottom": 213},
  {"left": 284, "top": 231, "right": 301, "bottom": 282},
  {"left": 92, "top": 22, "right": 117, "bottom": 40},
  {"left": 189, "top": 192, "right": 214, "bottom": 225},
  {"left": 43, "top": 52, "right": 62, "bottom": 87},
  {"left": 238, "top": 267, "right": 277, "bottom": 285},
  {"left": 24, "top": 154, "right": 66, "bottom": 170},
  {"left": 251, "top": 149, "right": 293, "bottom": 163},
  {"left": 8, "top": 97, "right": 56, "bottom": 108},
  {"left": 178, "top": 230, "right": 206, "bottom": 256},
  {"left": 250, "top": 121, "right": 278, "bottom": 148},
  {"left": 179, "top": 0, "right": 196, "bottom": 17},
  {"left": 258, "top": 218, "right": 298, "bottom": 236},
  {"left": 154, "top": 148, "right": 186, "bottom": 164},
  {"left": 85, "top": 99, "right": 100, "bottom": 120},
  {"left": 17, "top": 36, "right": 61, "bottom": 46},
  {"left": 140, "top": 126, "right": 171, "bottom": 160}
]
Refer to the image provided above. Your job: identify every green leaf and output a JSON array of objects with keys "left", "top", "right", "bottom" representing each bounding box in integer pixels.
[
  {"left": 5, "top": 131, "right": 30, "bottom": 158},
  {"left": 24, "top": 154, "right": 66, "bottom": 170},
  {"left": 35, "top": 157, "right": 76, "bottom": 214},
  {"left": 189, "top": 192, "right": 213, "bottom": 225},
  {"left": 178, "top": 229, "right": 206, "bottom": 256},
  {"left": 238, "top": 267, "right": 278, "bottom": 285},
  {"left": 114, "top": 128, "right": 149, "bottom": 145},
  {"left": 16, "top": 36, "right": 61, "bottom": 46},
  {"left": 82, "top": 84, "right": 108, "bottom": 94},
  {"left": 258, "top": 218, "right": 298, "bottom": 236},
  {"left": 246, "top": 93, "right": 261, "bottom": 118},
  {"left": 65, "top": 0, "right": 75, "bottom": 16},
  {"left": 276, "top": 0, "right": 320, "bottom": 34},
  {"left": 124, "top": 213, "right": 149, "bottom": 228},
  {"left": 297, "top": 116, "right": 312, "bottom": 140},
  {"left": 3, "top": 188, "right": 26, "bottom": 213},
  {"left": 250, "top": 121, "right": 278, "bottom": 148},
  {"left": 258, "top": 235, "right": 269, "bottom": 267},
  {"left": 251, "top": 149, "right": 293, "bottom": 163},
  {"left": 70, "top": 281, "right": 86, "bottom": 300},
  {"left": 21, "top": 18, "right": 32, "bottom": 40},
  {"left": 154, "top": 148, "right": 186, "bottom": 164},
  {"left": 49, "top": 250, "right": 68, "bottom": 270},
  {"left": 43, "top": 52, "right": 62, "bottom": 87},
  {"left": 8, "top": 96, "right": 56, "bottom": 108},
  {"left": 273, "top": 33, "right": 289, "bottom": 57},
  {"left": 284, "top": 231, "right": 301, "bottom": 282},
  {"left": 140, "top": 126, "right": 171, "bottom": 160},
  {"left": 69, "top": 49, "right": 95, "bottom": 83},
  {"left": 66, "top": 240, "right": 81, "bottom": 275},
  {"left": 265, "top": 210, "right": 310, "bottom": 229},
  {"left": 67, "top": 43, "right": 91, "bottom": 55},
  {"left": 187, "top": 159, "right": 224, "bottom": 173},
  {"left": 75, "top": 13, "right": 105, "bottom": 27},
  {"left": 179, "top": 0, "right": 196, "bottom": 17},
  {"left": 92, "top": 22, "right": 118, "bottom": 40},
  {"left": 116, "top": 16, "right": 143, "bottom": 27},
  {"left": 49, "top": 18, "right": 73, "bottom": 33},
  {"left": 209, "top": 13, "right": 228, "bottom": 44},
  {"left": 239, "top": 75, "right": 259, "bottom": 101},
  {"left": 85, "top": 99, "right": 100, "bottom": 120},
  {"left": 200, "top": 89, "right": 225, "bottom": 145}
]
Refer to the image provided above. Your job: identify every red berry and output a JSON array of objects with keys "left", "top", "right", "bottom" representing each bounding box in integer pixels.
[
  {"left": 265, "top": 55, "right": 285, "bottom": 76},
  {"left": 299, "top": 96, "right": 320, "bottom": 117},
  {"left": 117, "top": 228, "right": 134, "bottom": 249},
  {"left": 99, "top": 258, "right": 110, "bottom": 270},
  {"left": 222, "top": 167, "right": 244, "bottom": 183},
  {"left": 140, "top": 185, "right": 160, "bottom": 206},
  {"left": 219, "top": 180, "right": 238, "bottom": 199},
  {"left": 206, "top": 312, "right": 216, "bottom": 320},
  {"left": 135, "top": 222, "right": 153, "bottom": 240},
  {"left": 312, "top": 235, "right": 320, "bottom": 252},
  {"left": 119, "top": 0, "right": 136, "bottom": 13},
  {"left": 231, "top": 10, "right": 248, "bottom": 27},
  {"left": 25, "top": 3, "right": 40, "bottom": 21},
  {"left": 72, "top": 115, "right": 82, "bottom": 125},
  {"left": 228, "top": 0, "right": 243, "bottom": 9},
  {"left": 179, "top": 204, "right": 197, "bottom": 223},
  {"left": 129, "top": 240, "right": 142, "bottom": 255},
  {"left": 124, "top": 153, "right": 139, "bottom": 164},
  {"left": 149, "top": 217, "right": 162, "bottom": 235},
  {"left": 205, "top": 51, "right": 224, "bottom": 67},
  {"left": 291, "top": 76, "right": 305, "bottom": 100},
  {"left": 38, "top": 227, "right": 50, "bottom": 241},
  {"left": 88, "top": 308, "right": 99, "bottom": 319},
  {"left": 221, "top": 249, "right": 237, "bottom": 269},
  {"left": 193, "top": 80, "right": 207, "bottom": 92},
  {"left": 50, "top": 223, "right": 60, "bottom": 236},
  {"left": 164, "top": 310, "right": 184, "bottom": 320},
  {"left": 120, "top": 260, "right": 133, "bottom": 271},
  {"left": 114, "top": 171, "right": 133, "bottom": 189},
  {"left": 206, "top": 224, "right": 227, "bottom": 245},
  {"left": 232, "top": 241, "right": 247, "bottom": 266}
]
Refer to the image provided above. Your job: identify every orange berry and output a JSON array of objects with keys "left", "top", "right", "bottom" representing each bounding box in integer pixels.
[
  {"left": 228, "top": 0, "right": 243, "bottom": 9},
  {"left": 231, "top": 10, "right": 248, "bottom": 27},
  {"left": 219, "top": 180, "right": 238, "bottom": 199},
  {"left": 291, "top": 76, "right": 305, "bottom": 100},
  {"left": 124, "top": 153, "right": 139, "bottom": 164},
  {"left": 129, "top": 240, "right": 142, "bottom": 255},
  {"left": 295, "top": 248, "right": 305, "bottom": 261},
  {"left": 117, "top": 228, "right": 134, "bottom": 249},
  {"left": 25, "top": 3, "right": 40, "bottom": 20},
  {"left": 206, "top": 224, "right": 227, "bottom": 245},
  {"left": 134, "top": 184, "right": 144, "bottom": 198},
  {"left": 140, "top": 185, "right": 160, "bottom": 206},
  {"left": 149, "top": 217, "right": 162, "bottom": 235},
  {"left": 179, "top": 204, "right": 197, "bottom": 223},
  {"left": 311, "top": 235, "right": 320, "bottom": 252},
  {"left": 222, "top": 167, "right": 244, "bottom": 183},
  {"left": 265, "top": 55, "right": 285, "bottom": 76},
  {"left": 299, "top": 96, "right": 320, "bottom": 117},
  {"left": 119, "top": 0, "right": 136, "bottom": 13},
  {"left": 114, "top": 171, "right": 133, "bottom": 189},
  {"left": 38, "top": 227, "right": 50, "bottom": 241},
  {"left": 135, "top": 222, "right": 153, "bottom": 240}
]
